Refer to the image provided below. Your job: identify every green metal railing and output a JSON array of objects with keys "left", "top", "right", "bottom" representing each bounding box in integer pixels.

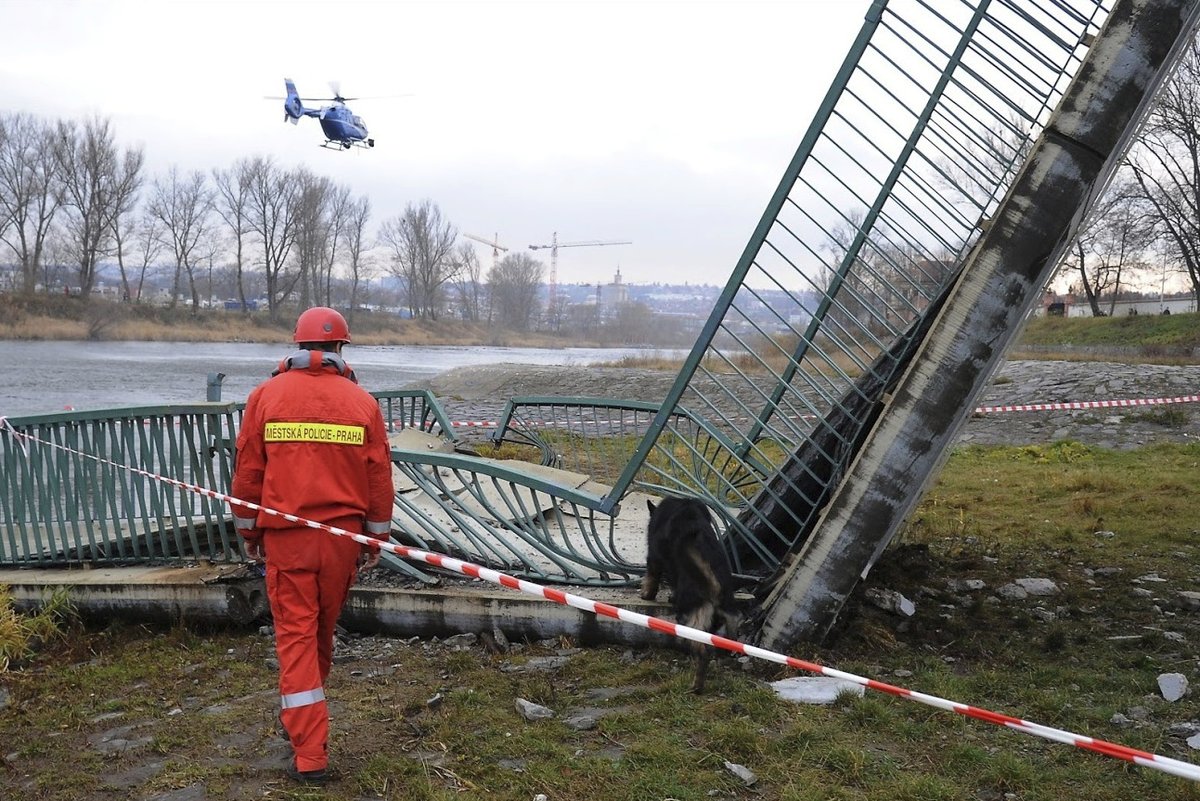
[
  {"left": 0, "top": 390, "right": 455, "bottom": 569},
  {"left": 1, "top": 404, "right": 242, "bottom": 565},
  {"left": 0, "top": 388, "right": 649, "bottom": 585}
]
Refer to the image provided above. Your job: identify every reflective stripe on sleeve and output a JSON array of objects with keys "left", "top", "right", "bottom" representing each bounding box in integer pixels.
[
  {"left": 366, "top": 520, "right": 391, "bottom": 536},
  {"left": 234, "top": 515, "right": 258, "bottom": 531},
  {"left": 281, "top": 687, "right": 326, "bottom": 709}
]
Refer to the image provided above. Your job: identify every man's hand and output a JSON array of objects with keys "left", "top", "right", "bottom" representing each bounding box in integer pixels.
[
  {"left": 358, "top": 547, "right": 381, "bottom": 573},
  {"left": 244, "top": 538, "right": 265, "bottom": 564}
]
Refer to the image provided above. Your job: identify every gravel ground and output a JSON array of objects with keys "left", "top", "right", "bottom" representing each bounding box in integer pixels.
[{"left": 406, "top": 359, "right": 1200, "bottom": 450}]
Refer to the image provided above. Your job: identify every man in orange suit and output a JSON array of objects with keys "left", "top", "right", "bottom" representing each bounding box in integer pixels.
[{"left": 232, "top": 306, "right": 395, "bottom": 785}]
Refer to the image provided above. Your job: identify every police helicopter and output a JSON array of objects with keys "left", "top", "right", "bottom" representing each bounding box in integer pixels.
[{"left": 271, "top": 79, "right": 374, "bottom": 151}]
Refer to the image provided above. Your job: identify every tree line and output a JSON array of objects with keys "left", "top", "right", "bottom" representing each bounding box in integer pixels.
[
  {"left": 0, "top": 115, "right": 548, "bottom": 331},
  {"left": 1032, "top": 38, "right": 1200, "bottom": 316},
  {"left": 8, "top": 37, "right": 1200, "bottom": 337}
]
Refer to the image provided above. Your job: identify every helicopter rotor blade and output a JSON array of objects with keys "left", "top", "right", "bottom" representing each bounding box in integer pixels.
[
  {"left": 266, "top": 85, "right": 408, "bottom": 104},
  {"left": 265, "top": 94, "right": 339, "bottom": 102}
]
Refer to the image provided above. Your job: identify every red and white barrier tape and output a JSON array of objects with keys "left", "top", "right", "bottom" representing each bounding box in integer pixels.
[
  {"left": 975, "top": 394, "right": 1200, "bottom": 414},
  {"left": 2, "top": 417, "right": 1199, "bottom": 783},
  {"left": 50, "top": 394, "right": 1200, "bottom": 432},
  {"left": 427, "top": 394, "right": 1200, "bottom": 432}
]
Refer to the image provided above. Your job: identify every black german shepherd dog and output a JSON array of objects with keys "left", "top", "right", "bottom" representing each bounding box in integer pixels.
[{"left": 640, "top": 497, "right": 741, "bottom": 693}]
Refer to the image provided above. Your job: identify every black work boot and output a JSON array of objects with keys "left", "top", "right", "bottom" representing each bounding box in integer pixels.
[{"left": 287, "top": 759, "right": 329, "bottom": 786}]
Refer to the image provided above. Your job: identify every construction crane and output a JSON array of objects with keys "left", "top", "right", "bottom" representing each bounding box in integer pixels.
[
  {"left": 528, "top": 232, "right": 631, "bottom": 310},
  {"left": 463, "top": 232, "right": 509, "bottom": 271}
]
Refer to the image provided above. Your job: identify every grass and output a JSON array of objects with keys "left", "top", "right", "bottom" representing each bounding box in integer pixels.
[
  {"left": 4, "top": 441, "right": 1200, "bottom": 799},
  {"left": 1019, "top": 312, "right": 1200, "bottom": 352},
  {"left": 0, "top": 587, "right": 76, "bottom": 671}
]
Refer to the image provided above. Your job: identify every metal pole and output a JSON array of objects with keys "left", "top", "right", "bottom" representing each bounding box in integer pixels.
[{"left": 206, "top": 372, "right": 226, "bottom": 402}]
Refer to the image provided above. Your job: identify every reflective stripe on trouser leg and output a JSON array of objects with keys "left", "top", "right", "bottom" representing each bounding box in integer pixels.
[
  {"left": 266, "top": 551, "right": 330, "bottom": 773},
  {"left": 281, "top": 688, "right": 326, "bottom": 709}
]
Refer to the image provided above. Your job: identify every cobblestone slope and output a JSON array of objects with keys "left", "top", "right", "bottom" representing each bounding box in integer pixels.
[{"left": 409, "top": 360, "right": 1200, "bottom": 450}]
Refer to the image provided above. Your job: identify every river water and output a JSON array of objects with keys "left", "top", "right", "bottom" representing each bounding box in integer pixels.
[{"left": 1, "top": 340, "right": 665, "bottom": 418}]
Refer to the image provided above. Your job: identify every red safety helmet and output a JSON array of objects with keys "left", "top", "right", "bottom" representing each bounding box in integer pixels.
[{"left": 293, "top": 306, "right": 351, "bottom": 343}]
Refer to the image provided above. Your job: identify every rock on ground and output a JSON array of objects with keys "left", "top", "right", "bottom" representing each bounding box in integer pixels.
[{"left": 407, "top": 359, "right": 1200, "bottom": 449}]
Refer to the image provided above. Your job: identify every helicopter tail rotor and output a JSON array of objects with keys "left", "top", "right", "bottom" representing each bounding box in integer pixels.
[{"left": 282, "top": 78, "right": 306, "bottom": 122}]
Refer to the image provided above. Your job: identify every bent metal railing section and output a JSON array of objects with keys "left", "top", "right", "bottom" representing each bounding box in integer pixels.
[
  {"left": 492, "top": 0, "right": 1116, "bottom": 580},
  {"left": 0, "top": 390, "right": 645, "bottom": 586}
]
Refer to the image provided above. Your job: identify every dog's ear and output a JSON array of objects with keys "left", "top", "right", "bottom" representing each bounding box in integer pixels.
[{"left": 646, "top": 499, "right": 657, "bottom": 514}]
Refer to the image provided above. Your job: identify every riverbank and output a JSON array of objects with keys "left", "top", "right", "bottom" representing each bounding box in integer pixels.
[
  {"left": 6, "top": 294, "right": 1200, "bottom": 356},
  {"left": 413, "top": 359, "right": 1200, "bottom": 450},
  {"left": 0, "top": 295, "right": 601, "bottom": 348}
]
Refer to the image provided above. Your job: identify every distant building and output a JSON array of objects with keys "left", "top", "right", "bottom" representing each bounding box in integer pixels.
[
  {"left": 598, "top": 269, "right": 630, "bottom": 318},
  {"left": 1033, "top": 290, "right": 1196, "bottom": 317}
]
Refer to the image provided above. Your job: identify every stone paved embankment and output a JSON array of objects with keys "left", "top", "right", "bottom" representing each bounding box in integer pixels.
[{"left": 407, "top": 359, "right": 1200, "bottom": 450}]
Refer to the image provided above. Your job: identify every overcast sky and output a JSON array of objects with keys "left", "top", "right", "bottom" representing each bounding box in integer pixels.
[{"left": 1, "top": 0, "right": 865, "bottom": 287}]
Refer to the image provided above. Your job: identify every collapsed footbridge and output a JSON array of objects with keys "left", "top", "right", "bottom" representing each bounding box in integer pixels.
[{"left": 3, "top": 0, "right": 1198, "bottom": 653}]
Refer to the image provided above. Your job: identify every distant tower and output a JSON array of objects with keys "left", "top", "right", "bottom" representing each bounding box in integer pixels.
[{"left": 605, "top": 268, "right": 629, "bottom": 309}]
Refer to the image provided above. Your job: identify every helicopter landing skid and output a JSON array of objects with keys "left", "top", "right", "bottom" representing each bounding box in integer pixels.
[{"left": 321, "top": 139, "right": 375, "bottom": 151}]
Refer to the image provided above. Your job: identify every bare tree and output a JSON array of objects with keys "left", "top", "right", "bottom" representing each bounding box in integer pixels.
[
  {"left": 0, "top": 113, "right": 63, "bottom": 294},
  {"left": 821, "top": 211, "right": 886, "bottom": 347},
  {"left": 148, "top": 167, "right": 215, "bottom": 312},
  {"left": 212, "top": 159, "right": 256, "bottom": 312},
  {"left": 933, "top": 113, "right": 1034, "bottom": 248},
  {"left": 291, "top": 177, "right": 352, "bottom": 308},
  {"left": 109, "top": 161, "right": 147, "bottom": 303},
  {"left": 1127, "top": 37, "right": 1200, "bottom": 301},
  {"left": 489, "top": 252, "right": 544, "bottom": 331},
  {"left": 1059, "top": 178, "right": 1155, "bottom": 315},
  {"left": 450, "top": 242, "right": 483, "bottom": 321},
  {"left": 293, "top": 171, "right": 332, "bottom": 309},
  {"left": 543, "top": 290, "right": 569, "bottom": 332},
  {"left": 344, "top": 195, "right": 373, "bottom": 328},
  {"left": 54, "top": 115, "right": 144, "bottom": 295},
  {"left": 121, "top": 211, "right": 165, "bottom": 302},
  {"left": 39, "top": 232, "right": 75, "bottom": 293},
  {"left": 317, "top": 183, "right": 352, "bottom": 306},
  {"left": 112, "top": 202, "right": 150, "bottom": 302},
  {"left": 377, "top": 199, "right": 459, "bottom": 320},
  {"left": 244, "top": 157, "right": 303, "bottom": 319},
  {"left": 609, "top": 300, "right": 656, "bottom": 344}
]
